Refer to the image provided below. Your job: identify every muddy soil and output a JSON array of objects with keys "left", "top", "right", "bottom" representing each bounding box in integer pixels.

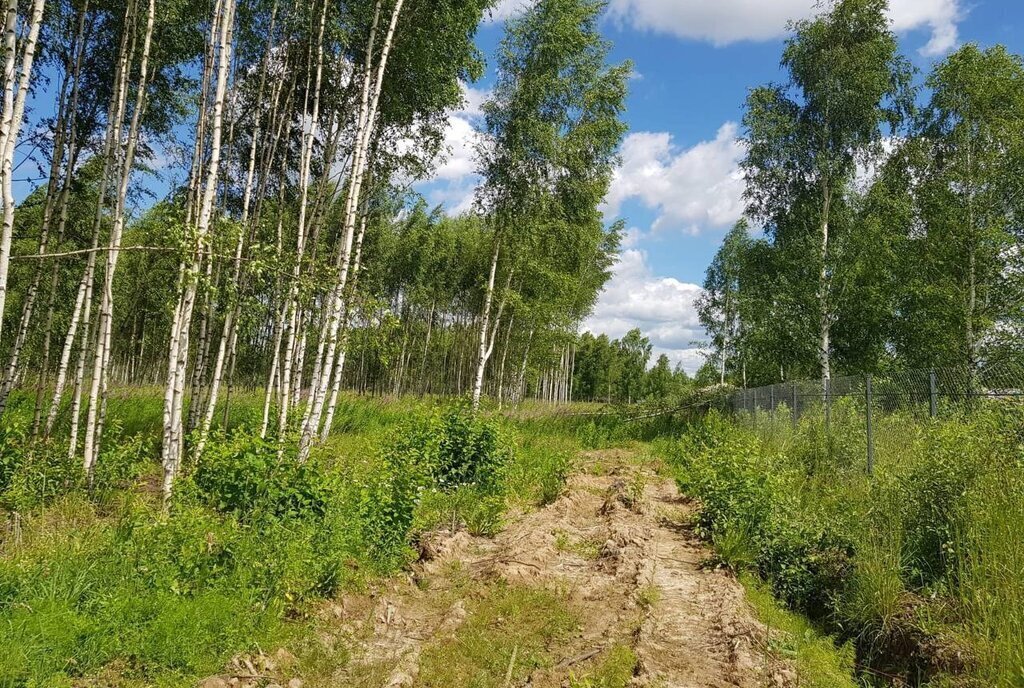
[
  {"left": 201, "top": 448, "right": 793, "bottom": 687},
  {"left": 328, "top": 448, "right": 792, "bottom": 687}
]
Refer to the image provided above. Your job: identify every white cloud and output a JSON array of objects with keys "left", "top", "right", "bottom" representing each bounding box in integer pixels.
[
  {"left": 433, "top": 114, "right": 479, "bottom": 182},
  {"left": 605, "top": 123, "right": 745, "bottom": 234},
  {"left": 486, "top": 0, "right": 534, "bottom": 22},
  {"left": 584, "top": 248, "right": 707, "bottom": 373},
  {"left": 606, "top": 0, "right": 962, "bottom": 56},
  {"left": 457, "top": 84, "right": 489, "bottom": 118},
  {"left": 420, "top": 82, "right": 490, "bottom": 212}
]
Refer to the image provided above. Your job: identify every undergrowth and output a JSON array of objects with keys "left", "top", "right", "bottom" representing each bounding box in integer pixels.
[
  {"left": 661, "top": 403, "right": 1024, "bottom": 686},
  {"left": 0, "top": 393, "right": 578, "bottom": 686}
]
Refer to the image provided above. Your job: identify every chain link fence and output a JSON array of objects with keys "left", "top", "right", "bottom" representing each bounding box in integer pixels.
[{"left": 725, "top": 361, "right": 1024, "bottom": 474}]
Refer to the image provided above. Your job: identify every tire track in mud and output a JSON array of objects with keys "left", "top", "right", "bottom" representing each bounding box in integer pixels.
[{"left": 331, "top": 448, "right": 793, "bottom": 687}]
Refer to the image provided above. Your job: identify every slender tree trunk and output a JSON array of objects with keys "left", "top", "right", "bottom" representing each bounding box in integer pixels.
[
  {"left": 818, "top": 184, "right": 832, "bottom": 397},
  {"left": 278, "top": 0, "right": 329, "bottom": 439},
  {"left": 0, "top": 0, "right": 45, "bottom": 346},
  {"left": 49, "top": 0, "right": 133, "bottom": 438},
  {"left": 83, "top": 0, "right": 156, "bottom": 478},
  {"left": 496, "top": 312, "right": 513, "bottom": 409},
  {"left": 418, "top": 299, "right": 435, "bottom": 397},
  {"left": 472, "top": 234, "right": 513, "bottom": 411},
  {"left": 517, "top": 327, "right": 533, "bottom": 405},
  {"left": 299, "top": 0, "right": 405, "bottom": 458},
  {"left": 319, "top": 210, "right": 371, "bottom": 441},
  {"left": 0, "top": 26, "right": 82, "bottom": 415},
  {"left": 195, "top": 10, "right": 276, "bottom": 457},
  {"left": 162, "top": 0, "right": 235, "bottom": 499}
]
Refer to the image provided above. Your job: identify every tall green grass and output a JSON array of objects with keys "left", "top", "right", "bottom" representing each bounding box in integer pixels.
[
  {"left": 661, "top": 402, "right": 1024, "bottom": 686},
  {"left": 0, "top": 393, "right": 579, "bottom": 686}
]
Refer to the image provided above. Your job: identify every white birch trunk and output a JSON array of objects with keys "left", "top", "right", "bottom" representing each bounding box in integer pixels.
[
  {"left": 299, "top": 0, "right": 405, "bottom": 457},
  {"left": 0, "top": 0, "right": 45, "bottom": 345},
  {"left": 162, "top": 0, "right": 235, "bottom": 499},
  {"left": 83, "top": 0, "right": 156, "bottom": 478},
  {"left": 471, "top": 237, "right": 501, "bottom": 410},
  {"left": 194, "top": 16, "right": 275, "bottom": 457}
]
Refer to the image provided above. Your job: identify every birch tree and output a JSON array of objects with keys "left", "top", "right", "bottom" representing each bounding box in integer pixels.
[
  {"left": 161, "top": 0, "right": 235, "bottom": 497},
  {"left": 82, "top": 0, "right": 157, "bottom": 477},
  {"left": 0, "top": 0, "right": 46, "bottom": 344},
  {"left": 741, "top": 0, "right": 912, "bottom": 389},
  {"left": 473, "top": 0, "right": 629, "bottom": 409}
]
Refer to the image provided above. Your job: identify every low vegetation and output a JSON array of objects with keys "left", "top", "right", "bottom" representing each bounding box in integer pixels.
[
  {"left": 660, "top": 403, "right": 1024, "bottom": 686},
  {"left": 0, "top": 393, "right": 578, "bottom": 686}
]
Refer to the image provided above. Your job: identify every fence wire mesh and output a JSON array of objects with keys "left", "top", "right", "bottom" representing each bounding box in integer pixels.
[{"left": 725, "top": 361, "right": 1024, "bottom": 474}]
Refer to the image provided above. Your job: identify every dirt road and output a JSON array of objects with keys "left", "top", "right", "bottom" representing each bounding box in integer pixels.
[{"left": 324, "top": 448, "right": 793, "bottom": 687}]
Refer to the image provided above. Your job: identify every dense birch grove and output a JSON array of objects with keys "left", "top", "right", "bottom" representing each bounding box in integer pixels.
[{"left": 0, "top": 0, "right": 630, "bottom": 498}]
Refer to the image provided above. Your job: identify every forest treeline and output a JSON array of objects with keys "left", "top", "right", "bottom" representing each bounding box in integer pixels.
[
  {"left": 698, "top": 0, "right": 1024, "bottom": 388},
  {"left": 0, "top": 0, "right": 630, "bottom": 496}
]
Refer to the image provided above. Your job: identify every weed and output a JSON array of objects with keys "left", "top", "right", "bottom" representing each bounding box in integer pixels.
[
  {"left": 568, "top": 645, "right": 638, "bottom": 688},
  {"left": 416, "top": 583, "right": 577, "bottom": 687},
  {"left": 740, "top": 574, "right": 857, "bottom": 688},
  {"left": 623, "top": 471, "right": 646, "bottom": 513},
  {"left": 553, "top": 529, "right": 601, "bottom": 560},
  {"left": 636, "top": 584, "right": 660, "bottom": 611}
]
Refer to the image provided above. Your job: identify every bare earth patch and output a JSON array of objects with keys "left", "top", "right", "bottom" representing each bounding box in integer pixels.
[{"left": 284, "top": 448, "right": 795, "bottom": 687}]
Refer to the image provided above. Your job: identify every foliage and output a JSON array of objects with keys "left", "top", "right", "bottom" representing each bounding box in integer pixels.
[
  {"left": 740, "top": 574, "right": 858, "bottom": 688},
  {"left": 192, "top": 431, "right": 333, "bottom": 521},
  {"left": 663, "top": 403, "right": 1024, "bottom": 685},
  {"left": 0, "top": 393, "right": 585, "bottom": 685},
  {"left": 568, "top": 645, "right": 638, "bottom": 688},
  {"left": 573, "top": 329, "right": 692, "bottom": 403}
]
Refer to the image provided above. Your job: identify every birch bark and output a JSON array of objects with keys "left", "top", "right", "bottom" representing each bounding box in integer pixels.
[
  {"left": 162, "top": 0, "right": 235, "bottom": 498},
  {"left": 0, "top": 0, "right": 46, "bottom": 345}
]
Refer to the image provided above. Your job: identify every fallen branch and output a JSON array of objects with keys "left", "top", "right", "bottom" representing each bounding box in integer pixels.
[{"left": 554, "top": 647, "right": 603, "bottom": 670}]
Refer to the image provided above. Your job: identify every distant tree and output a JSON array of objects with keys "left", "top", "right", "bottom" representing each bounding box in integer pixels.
[
  {"left": 697, "top": 220, "right": 751, "bottom": 385},
  {"left": 644, "top": 353, "right": 674, "bottom": 400},
  {"left": 473, "top": 0, "right": 630, "bottom": 409},
  {"left": 616, "top": 328, "right": 651, "bottom": 404}
]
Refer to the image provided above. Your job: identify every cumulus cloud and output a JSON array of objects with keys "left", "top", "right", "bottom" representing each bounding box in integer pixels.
[
  {"left": 584, "top": 248, "right": 707, "bottom": 373},
  {"left": 606, "top": 0, "right": 962, "bottom": 55},
  {"left": 420, "top": 83, "right": 490, "bottom": 211},
  {"left": 432, "top": 113, "right": 479, "bottom": 182},
  {"left": 605, "top": 123, "right": 746, "bottom": 235}
]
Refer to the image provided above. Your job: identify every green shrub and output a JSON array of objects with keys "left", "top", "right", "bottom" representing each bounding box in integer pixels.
[
  {"left": 895, "top": 423, "right": 982, "bottom": 585},
  {"left": 192, "top": 431, "right": 332, "bottom": 521},
  {"left": 463, "top": 492, "right": 505, "bottom": 537},
  {"left": 434, "top": 404, "right": 512, "bottom": 491},
  {"left": 666, "top": 402, "right": 1024, "bottom": 687}
]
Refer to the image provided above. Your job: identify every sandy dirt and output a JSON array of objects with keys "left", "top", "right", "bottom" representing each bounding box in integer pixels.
[{"left": 320, "top": 448, "right": 794, "bottom": 688}]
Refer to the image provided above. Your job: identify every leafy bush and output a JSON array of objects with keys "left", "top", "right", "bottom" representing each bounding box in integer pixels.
[
  {"left": 193, "top": 431, "right": 332, "bottom": 520},
  {"left": 433, "top": 404, "right": 512, "bottom": 491},
  {"left": 895, "top": 423, "right": 982, "bottom": 585},
  {"left": 665, "top": 403, "right": 1024, "bottom": 686}
]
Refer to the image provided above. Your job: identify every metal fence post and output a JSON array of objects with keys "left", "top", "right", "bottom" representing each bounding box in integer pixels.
[
  {"left": 866, "top": 374, "right": 874, "bottom": 476},
  {"left": 824, "top": 377, "right": 831, "bottom": 435},
  {"left": 929, "top": 368, "right": 938, "bottom": 418},
  {"left": 791, "top": 382, "right": 798, "bottom": 428}
]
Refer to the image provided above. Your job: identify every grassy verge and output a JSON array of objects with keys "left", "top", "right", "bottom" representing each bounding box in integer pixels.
[
  {"left": 660, "top": 403, "right": 1024, "bottom": 686},
  {"left": 740, "top": 573, "right": 857, "bottom": 688},
  {"left": 0, "top": 392, "right": 581, "bottom": 686}
]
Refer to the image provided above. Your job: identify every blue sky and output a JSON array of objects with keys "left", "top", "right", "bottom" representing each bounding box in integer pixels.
[{"left": 422, "top": 0, "right": 1024, "bottom": 372}]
